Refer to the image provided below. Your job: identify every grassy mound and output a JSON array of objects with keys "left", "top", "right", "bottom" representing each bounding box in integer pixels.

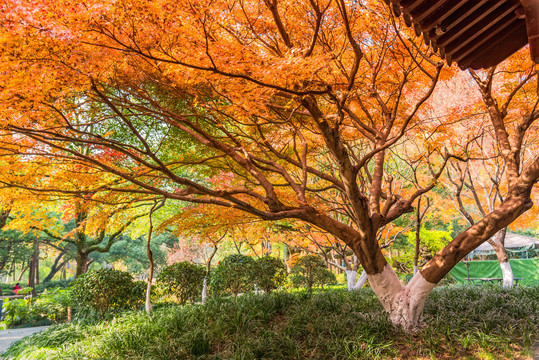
[{"left": 4, "top": 285, "right": 537, "bottom": 359}]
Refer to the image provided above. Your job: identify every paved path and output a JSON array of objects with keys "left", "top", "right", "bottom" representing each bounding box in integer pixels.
[{"left": 0, "top": 326, "right": 48, "bottom": 354}]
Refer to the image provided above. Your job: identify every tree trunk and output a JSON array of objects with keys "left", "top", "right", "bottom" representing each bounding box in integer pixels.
[
  {"left": 8, "top": 260, "right": 15, "bottom": 283},
  {"left": 0, "top": 243, "right": 13, "bottom": 272},
  {"left": 381, "top": 192, "right": 535, "bottom": 328},
  {"left": 367, "top": 264, "right": 435, "bottom": 330},
  {"left": 413, "top": 197, "right": 422, "bottom": 274},
  {"left": 28, "top": 257, "right": 34, "bottom": 288},
  {"left": 489, "top": 228, "right": 513, "bottom": 288},
  {"left": 345, "top": 270, "right": 367, "bottom": 291},
  {"left": 35, "top": 244, "right": 40, "bottom": 285},
  {"left": 75, "top": 251, "right": 89, "bottom": 278},
  {"left": 202, "top": 245, "right": 218, "bottom": 303},
  {"left": 145, "top": 200, "right": 161, "bottom": 313},
  {"left": 43, "top": 250, "right": 68, "bottom": 283},
  {"left": 17, "top": 260, "right": 29, "bottom": 282},
  {"left": 201, "top": 276, "right": 208, "bottom": 302},
  {"left": 145, "top": 248, "right": 154, "bottom": 313},
  {"left": 28, "top": 239, "right": 38, "bottom": 297}
]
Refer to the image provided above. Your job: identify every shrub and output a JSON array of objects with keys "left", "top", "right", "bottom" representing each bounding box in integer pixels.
[
  {"left": 289, "top": 255, "right": 336, "bottom": 293},
  {"left": 0, "top": 289, "right": 71, "bottom": 328},
  {"left": 1, "top": 298, "right": 33, "bottom": 328},
  {"left": 70, "top": 269, "right": 144, "bottom": 317},
  {"left": 211, "top": 254, "right": 256, "bottom": 296},
  {"left": 254, "top": 256, "right": 287, "bottom": 293},
  {"left": 156, "top": 261, "right": 206, "bottom": 305},
  {"left": 39, "top": 279, "right": 73, "bottom": 292},
  {"left": 32, "top": 288, "right": 71, "bottom": 323}
]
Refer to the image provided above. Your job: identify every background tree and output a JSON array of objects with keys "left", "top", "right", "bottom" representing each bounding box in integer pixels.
[
  {"left": 156, "top": 261, "right": 206, "bottom": 305},
  {"left": 211, "top": 254, "right": 256, "bottom": 297},
  {"left": 289, "top": 255, "right": 336, "bottom": 293},
  {"left": 254, "top": 256, "right": 287, "bottom": 293},
  {"left": 36, "top": 199, "right": 150, "bottom": 277},
  {"left": 70, "top": 269, "right": 145, "bottom": 317}
]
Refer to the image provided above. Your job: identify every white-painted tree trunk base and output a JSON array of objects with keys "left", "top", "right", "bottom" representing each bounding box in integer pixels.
[
  {"left": 500, "top": 261, "right": 514, "bottom": 288},
  {"left": 346, "top": 270, "right": 356, "bottom": 291},
  {"left": 145, "top": 281, "right": 152, "bottom": 313},
  {"left": 346, "top": 270, "right": 367, "bottom": 291},
  {"left": 202, "top": 277, "right": 208, "bottom": 303},
  {"left": 368, "top": 264, "right": 436, "bottom": 330}
]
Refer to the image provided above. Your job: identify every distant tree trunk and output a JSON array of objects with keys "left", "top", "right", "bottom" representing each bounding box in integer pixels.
[
  {"left": 35, "top": 243, "right": 40, "bottom": 285},
  {"left": 346, "top": 269, "right": 367, "bottom": 291},
  {"left": 488, "top": 228, "right": 513, "bottom": 288},
  {"left": 8, "top": 260, "right": 15, "bottom": 283},
  {"left": 27, "top": 257, "right": 34, "bottom": 288},
  {"left": 413, "top": 198, "right": 422, "bottom": 274},
  {"left": 0, "top": 243, "right": 13, "bottom": 272},
  {"left": 17, "top": 260, "right": 29, "bottom": 282},
  {"left": 202, "top": 245, "right": 218, "bottom": 303},
  {"left": 43, "top": 250, "right": 68, "bottom": 282},
  {"left": 75, "top": 251, "right": 89, "bottom": 278},
  {"left": 145, "top": 239, "right": 154, "bottom": 314},
  {"left": 145, "top": 200, "right": 163, "bottom": 314},
  {"left": 413, "top": 197, "right": 430, "bottom": 275},
  {"left": 28, "top": 238, "right": 38, "bottom": 296}
]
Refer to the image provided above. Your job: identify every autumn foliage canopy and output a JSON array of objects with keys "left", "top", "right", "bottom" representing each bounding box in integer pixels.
[{"left": 1, "top": 0, "right": 539, "bottom": 328}]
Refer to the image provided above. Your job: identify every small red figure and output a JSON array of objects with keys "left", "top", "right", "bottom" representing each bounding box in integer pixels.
[{"left": 13, "top": 283, "right": 21, "bottom": 295}]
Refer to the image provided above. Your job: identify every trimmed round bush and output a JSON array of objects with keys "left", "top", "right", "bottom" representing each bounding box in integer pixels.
[
  {"left": 289, "top": 255, "right": 336, "bottom": 293},
  {"left": 70, "top": 269, "right": 144, "bottom": 317},
  {"left": 210, "top": 254, "right": 256, "bottom": 296},
  {"left": 156, "top": 261, "right": 206, "bottom": 305},
  {"left": 255, "top": 256, "right": 287, "bottom": 293}
]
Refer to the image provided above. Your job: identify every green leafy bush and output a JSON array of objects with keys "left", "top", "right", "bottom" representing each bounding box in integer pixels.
[
  {"left": 1, "top": 289, "right": 71, "bottom": 328},
  {"left": 156, "top": 261, "right": 205, "bottom": 305},
  {"left": 289, "top": 255, "right": 336, "bottom": 293},
  {"left": 39, "top": 279, "right": 73, "bottom": 292},
  {"left": 32, "top": 289, "right": 71, "bottom": 323},
  {"left": 70, "top": 269, "right": 144, "bottom": 317},
  {"left": 254, "top": 256, "right": 287, "bottom": 293},
  {"left": 1, "top": 298, "right": 33, "bottom": 328},
  {"left": 211, "top": 254, "right": 256, "bottom": 296}
]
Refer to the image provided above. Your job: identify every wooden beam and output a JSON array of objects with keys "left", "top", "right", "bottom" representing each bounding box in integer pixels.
[
  {"left": 460, "top": 24, "right": 528, "bottom": 69},
  {"left": 448, "top": 4, "right": 522, "bottom": 59},
  {"left": 437, "top": 0, "right": 507, "bottom": 48},
  {"left": 521, "top": 0, "right": 539, "bottom": 63}
]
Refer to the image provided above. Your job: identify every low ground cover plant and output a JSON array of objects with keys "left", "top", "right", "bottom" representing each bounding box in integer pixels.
[{"left": 4, "top": 285, "right": 537, "bottom": 359}]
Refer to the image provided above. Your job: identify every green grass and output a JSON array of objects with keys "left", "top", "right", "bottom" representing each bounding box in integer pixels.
[{"left": 4, "top": 285, "right": 538, "bottom": 359}]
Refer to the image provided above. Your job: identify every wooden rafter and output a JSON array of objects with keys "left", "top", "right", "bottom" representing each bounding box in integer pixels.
[{"left": 387, "top": 0, "right": 539, "bottom": 69}]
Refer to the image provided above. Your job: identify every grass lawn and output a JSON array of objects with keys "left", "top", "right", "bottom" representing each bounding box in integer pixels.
[{"left": 3, "top": 285, "right": 537, "bottom": 359}]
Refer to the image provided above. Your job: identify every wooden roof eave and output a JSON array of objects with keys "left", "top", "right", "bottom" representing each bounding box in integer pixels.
[
  {"left": 386, "top": 0, "right": 539, "bottom": 69},
  {"left": 522, "top": 0, "right": 539, "bottom": 63}
]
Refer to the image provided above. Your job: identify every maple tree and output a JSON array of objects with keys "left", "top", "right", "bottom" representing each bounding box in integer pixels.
[
  {"left": 437, "top": 56, "right": 539, "bottom": 288},
  {"left": 30, "top": 198, "right": 151, "bottom": 277},
  {"left": 1, "top": 0, "right": 539, "bottom": 329}
]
